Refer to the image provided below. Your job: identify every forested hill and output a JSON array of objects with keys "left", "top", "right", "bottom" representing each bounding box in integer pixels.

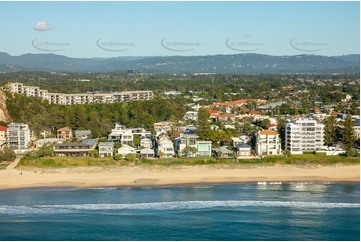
[
  {"left": 5, "top": 93, "right": 186, "bottom": 138},
  {"left": 0, "top": 52, "right": 359, "bottom": 74}
]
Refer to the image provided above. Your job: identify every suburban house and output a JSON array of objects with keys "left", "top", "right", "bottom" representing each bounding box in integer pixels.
[
  {"left": 57, "top": 127, "right": 73, "bottom": 141},
  {"left": 6, "top": 123, "right": 31, "bottom": 151},
  {"left": 40, "top": 127, "right": 52, "bottom": 139},
  {"left": 53, "top": 139, "right": 97, "bottom": 156},
  {"left": 236, "top": 143, "right": 253, "bottom": 157},
  {"left": 107, "top": 124, "right": 149, "bottom": 145},
  {"left": 139, "top": 137, "right": 152, "bottom": 149},
  {"left": 34, "top": 138, "right": 64, "bottom": 150},
  {"left": 108, "top": 124, "right": 127, "bottom": 141},
  {"left": 255, "top": 130, "right": 281, "bottom": 156},
  {"left": 183, "top": 111, "right": 198, "bottom": 121},
  {"left": 157, "top": 134, "right": 174, "bottom": 157},
  {"left": 0, "top": 125, "right": 7, "bottom": 149},
  {"left": 231, "top": 135, "right": 251, "bottom": 147},
  {"left": 195, "top": 141, "right": 212, "bottom": 157},
  {"left": 117, "top": 144, "right": 136, "bottom": 158},
  {"left": 285, "top": 118, "right": 325, "bottom": 154},
  {"left": 120, "top": 130, "right": 133, "bottom": 145},
  {"left": 154, "top": 121, "right": 174, "bottom": 132},
  {"left": 98, "top": 142, "right": 114, "bottom": 157},
  {"left": 213, "top": 146, "right": 234, "bottom": 159},
  {"left": 174, "top": 134, "right": 212, "bottom": 157},
  {"left": 174, "top": 134, "right": 198, "bottom": 156},
  {"left": 75, "top": 130, "right": 92, "bottom": 140},
  {"left": 140, "top": 147, "right": 155, "bottom": 158}
]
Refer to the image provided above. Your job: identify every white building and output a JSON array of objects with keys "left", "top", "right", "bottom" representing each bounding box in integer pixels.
[
  {"left": 10, "top": 82, "right": 154, "bottom": 105},
  {"left": 117, "top": 144, "right": 136, "bottom": 158},
  {"left": 98, "top": 142, "right": 114, "bottom": 157},
  {"left": 6, "top": 123, "right": 31, "bottom": 150},
  {"left": 183, "top": 111, "right": 198, "bottom": 121},
  {"left": 285, "top": 118, "right": 324, "bottom": 154},
  {"left": 255, "top": 130, "right": 281, "bottom": 155},
  {"left": 157, "top": 135, "right": 174, "bottom": 157}
]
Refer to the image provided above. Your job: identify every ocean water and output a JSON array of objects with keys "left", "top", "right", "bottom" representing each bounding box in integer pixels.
[{"left": 0, "top": 182, "right": 359, "bottom": 241}]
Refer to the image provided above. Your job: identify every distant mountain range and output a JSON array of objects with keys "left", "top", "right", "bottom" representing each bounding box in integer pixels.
[{"left": 0, "top": 52, "right": 359, "bottom": 74}]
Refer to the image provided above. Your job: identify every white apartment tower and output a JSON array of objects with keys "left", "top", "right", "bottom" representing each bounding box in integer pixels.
[{"left": 285, "top": 118, "right": 324, "bottom": 154}]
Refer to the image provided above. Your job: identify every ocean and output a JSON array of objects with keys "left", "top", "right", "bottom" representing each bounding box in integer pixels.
[{"left": 0, "top": 182, "right": 359, "bottom": 241}]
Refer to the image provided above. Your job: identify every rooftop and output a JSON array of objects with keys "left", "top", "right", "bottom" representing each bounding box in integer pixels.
[{"left": 259, "top": 130, "right": 278, "bottom": 135}]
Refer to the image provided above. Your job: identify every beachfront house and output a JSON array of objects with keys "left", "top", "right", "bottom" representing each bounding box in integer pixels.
[
  {"left": 236, "top": 143, "right": 253, "bottom": 157},
  {"left": 117, "top": 144, "right": 136, "bottom": 158},
  {"left": 53, "top": 139, "right": 97, "bottom": 157},
  {"left": 157, "top": 134, "right": 174, "bottom": 157},
  {"left": 255, "top": 130, "right": 281, "bottom": 156},
  {"left": 98, "top": 142, "right": 114, "bottom": 157},
  {"left": 174, "top": 134, "right": 212, "bottom": 157},
  {"left": 140, "top": 147, "right": 155, "bottom": 158},
  {"left": 213, "top": 146, "right": 234, "bottom": 159}
]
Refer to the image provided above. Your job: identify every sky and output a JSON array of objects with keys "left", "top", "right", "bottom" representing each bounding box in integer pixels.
[{"left": 0, "top": 1, "right": 359, "bottom": 58}]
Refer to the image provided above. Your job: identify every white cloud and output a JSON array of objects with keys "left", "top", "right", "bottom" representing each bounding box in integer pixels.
[{"left": 33, "top": 21, "right": 53, "bottom": 31}]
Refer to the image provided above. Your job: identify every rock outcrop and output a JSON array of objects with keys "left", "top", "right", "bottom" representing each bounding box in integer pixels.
[{"left": 0, "top": 90, "right": 12, "bottom": 123}]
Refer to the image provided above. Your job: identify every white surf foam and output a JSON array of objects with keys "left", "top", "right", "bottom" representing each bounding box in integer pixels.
[{"left": 0, "top": 200, "right": 359, "bottom": 215}]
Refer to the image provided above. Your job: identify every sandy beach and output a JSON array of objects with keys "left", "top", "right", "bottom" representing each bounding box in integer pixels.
[{"left": 0, "top": 163, "right": 359, "bottom": 190}]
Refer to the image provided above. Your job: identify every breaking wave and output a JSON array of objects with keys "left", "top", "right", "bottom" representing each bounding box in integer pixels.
[{"left": 0, "top": 200, "right": 359, "bottom": 215}]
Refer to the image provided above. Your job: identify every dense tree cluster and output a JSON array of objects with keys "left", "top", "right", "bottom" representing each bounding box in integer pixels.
[
  {"left": 0, "top": 147, "right": 16, "bottom": 162},
  {"left": 6, "top": 93, "right": 187, "bottom": 138}
]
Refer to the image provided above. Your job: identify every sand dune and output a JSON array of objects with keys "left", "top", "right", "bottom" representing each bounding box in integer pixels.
[{"left": 0, "top": 164, "right": 359, "bottom": 190}]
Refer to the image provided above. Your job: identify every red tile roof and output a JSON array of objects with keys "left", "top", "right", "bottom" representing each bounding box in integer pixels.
[
  {"left": 210, "top": 99, "right": 267, "bottom": 107},
  {"left": 260, "top": 130, "right": 279, "bottom": 135},
  {"left": 0, "top": 126, "right": 7, "bottom": 131}
]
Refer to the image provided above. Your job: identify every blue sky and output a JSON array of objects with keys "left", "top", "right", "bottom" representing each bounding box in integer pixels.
[{"left": 0, "top": 1, "right": 359, "bottom": 58}]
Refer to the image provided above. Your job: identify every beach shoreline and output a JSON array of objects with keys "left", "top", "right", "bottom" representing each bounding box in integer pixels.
[{"left": 0, "top": 164, "right": 359, "bottom": 190}]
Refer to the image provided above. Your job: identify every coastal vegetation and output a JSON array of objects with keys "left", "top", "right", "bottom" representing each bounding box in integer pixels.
[
  {"left": 5, "top": 92, "right": 186, "bottom": 137},
  {"left": 17, "top": 153, "right": 359, "bottom": 169}
]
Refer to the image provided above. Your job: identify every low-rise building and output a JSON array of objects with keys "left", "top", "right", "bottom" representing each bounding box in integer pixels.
[
  {"left": 154, "top": 121, "right": 174, "bottom": 132},
  {"left": 117, "top": 144, "right": 137, "bottom": 158},
  {"left": 140, "top": 147, "right": 155, "bottom": 158},
  {"left": 10, "top": 82, "right": 154, "bottom": 105},
  {"left": 183, "top": 111, "right": 198, "bottom": 121},
  {"left": 174, "top": 134, "right": 212, "bottom": 157},
  {"left": 34, "top": 138, "right": 64, "bottom": 150},
  {"left": 0, "top": 126, "right": 7, "bottom": 149},
  {"left": 98, "top": 142, "right": 114, "bottom": 157},
  {"left": 236, "top": 143, "right": 252, "bottom": 157},
  {"left": 75, "top": 130, "right": 92, "bottom": 140},
  {"left": 213, "top": 146, "right": 234, "bottom": 159},
  {"left": 57, "top": 127, "right": 73, "bottom": 141},
  {"left": 53, "top": 139, "right": 97, "bottom": 157}
]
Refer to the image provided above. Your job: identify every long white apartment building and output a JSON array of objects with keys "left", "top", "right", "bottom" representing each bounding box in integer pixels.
[
  {"left": 285, "top": 118, "right": 324, "bottom": 154},
  {"left": 10, "top": 82, "right": 154, "bottom": 105}
]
